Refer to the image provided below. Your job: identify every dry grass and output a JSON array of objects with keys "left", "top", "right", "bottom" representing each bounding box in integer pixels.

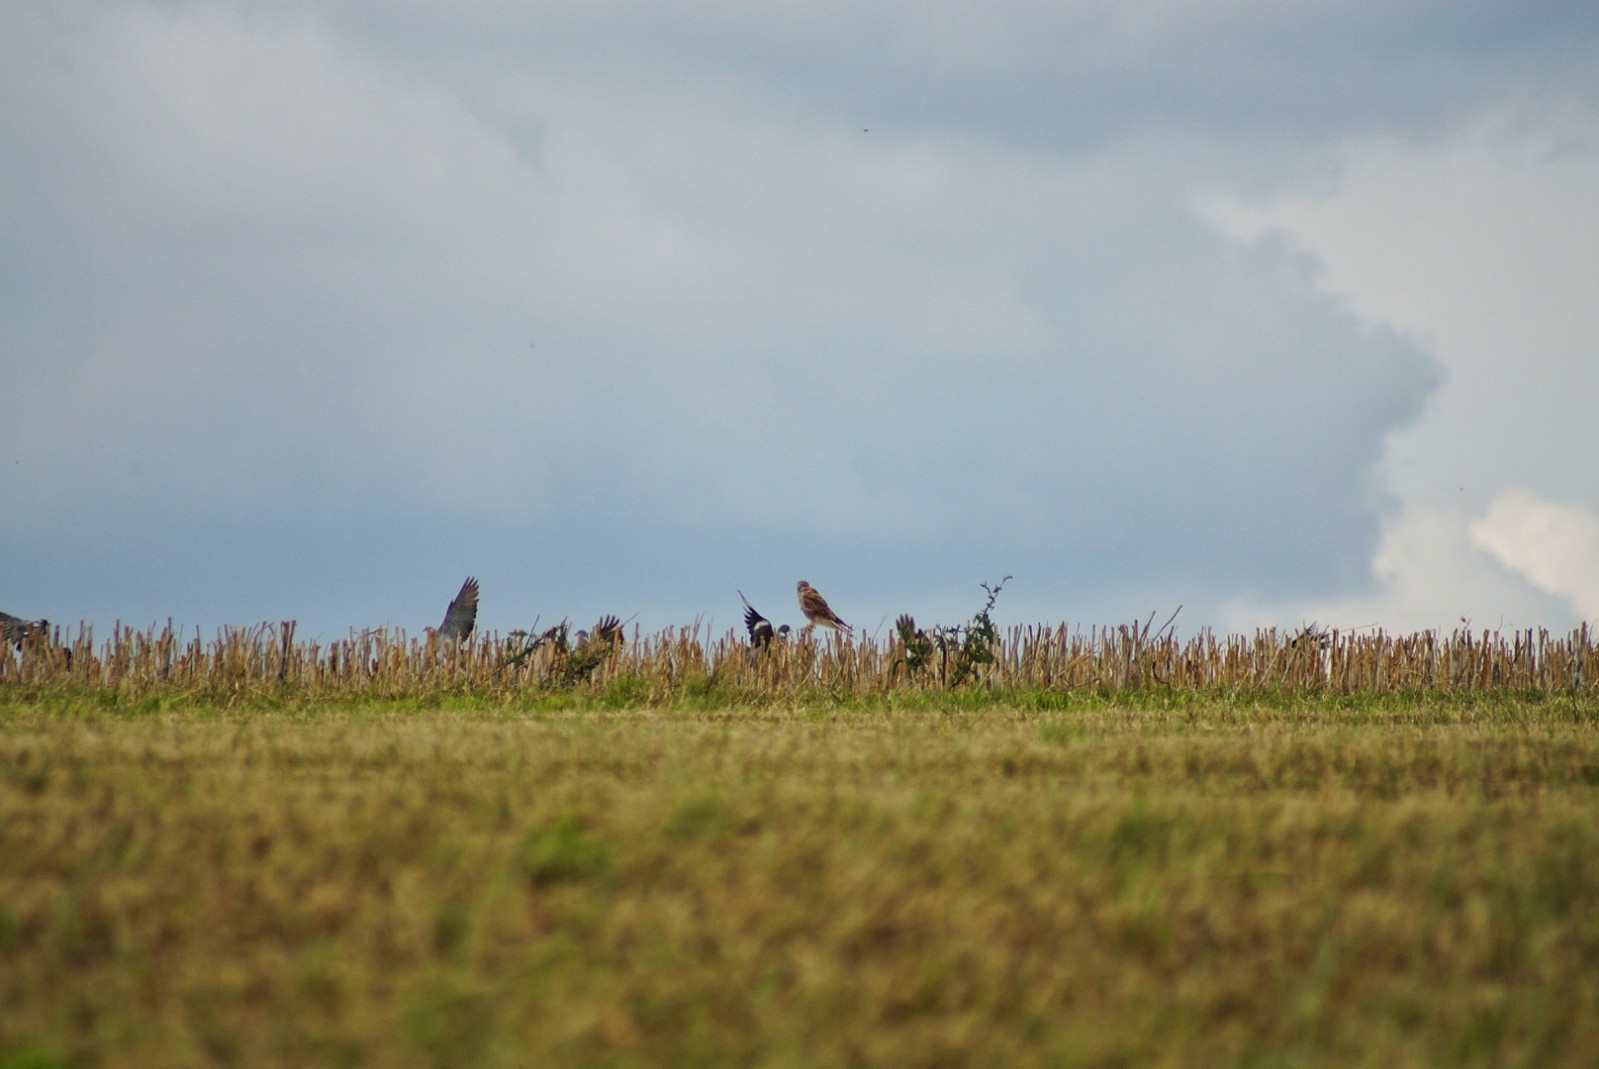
[
  {"left": 3, "top": 692, "right": 1598, "bottom": 1068},
  {"left": 3, "top": 619, "right": 1596, "bottom": 700}
]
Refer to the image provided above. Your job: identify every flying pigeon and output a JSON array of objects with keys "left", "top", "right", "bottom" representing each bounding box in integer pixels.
[
  {"left": 739, "top": 590, "right": 790, "bottom": 649},
  {"left": 1, "top": 611, "right": 49, "bottom": 650},
  {"left": 439, "top": 577, "right": 479, "bottom": 641},
  {"left": 588, "top": 614, "right": 626, "bottom": 647}
]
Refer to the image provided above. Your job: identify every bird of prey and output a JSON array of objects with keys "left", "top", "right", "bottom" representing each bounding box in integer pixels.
[
  {"left": 439, "top": 577, "right": 479, "bottom": 641},
  {"left": 1, "top": 611, "right": 49, "bottom": 650},
  {"left": 739, "top": 590, "right": 791, "bottom": 650},
  {"left": 796, "top": 580, "right": 851, "bottom": 634}
]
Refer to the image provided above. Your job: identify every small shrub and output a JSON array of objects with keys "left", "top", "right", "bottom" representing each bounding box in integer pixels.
[{"left": 895, "top": 576, "right": 1012, "bottom": 687}]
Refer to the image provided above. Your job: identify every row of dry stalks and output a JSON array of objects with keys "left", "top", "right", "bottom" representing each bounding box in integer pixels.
[{"left": 3, "top": 619, "right": 1596, "bottom": 699}]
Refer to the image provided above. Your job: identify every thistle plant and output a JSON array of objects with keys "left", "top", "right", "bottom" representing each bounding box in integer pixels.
[{"left": 895, "top": 576, "right": 1012, "bottom": 687}]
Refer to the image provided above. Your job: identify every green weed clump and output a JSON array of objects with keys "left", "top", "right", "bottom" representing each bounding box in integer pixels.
[
  {"left": 3, "top": 694, "right": 1599, "bottom": 1067},
  {"left": 895, "top": 575, "right": 1012, "bottom": 686}
]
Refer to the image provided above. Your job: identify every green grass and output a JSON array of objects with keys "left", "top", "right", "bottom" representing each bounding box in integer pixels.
[{"left": 3, "top": 691, "right": 1598, "bottom": 1067}]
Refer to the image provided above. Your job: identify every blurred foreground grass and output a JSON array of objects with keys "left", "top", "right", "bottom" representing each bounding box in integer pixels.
[{"left": 2, "top": 692, "right": 1597, "bottom": 1068}]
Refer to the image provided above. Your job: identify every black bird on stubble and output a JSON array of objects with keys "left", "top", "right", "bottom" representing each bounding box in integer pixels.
[{"left": 738, "top": 590, "right": 791, "bottom": 650}]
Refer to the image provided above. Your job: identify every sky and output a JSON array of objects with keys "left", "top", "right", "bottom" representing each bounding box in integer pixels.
[{"left": 3, "top": 1, "right": 1598, "bottom": 643}]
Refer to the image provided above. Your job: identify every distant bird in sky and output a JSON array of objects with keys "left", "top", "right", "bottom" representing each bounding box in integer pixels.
[
  {"left": 796, "top": 580, "right": 851, "bottom": 635},
  {"left": 739, "top": 590, "right": 790, "bottom": 650},
  {"left": 439, "top": 577, "right": 479, "bottom": 641}
]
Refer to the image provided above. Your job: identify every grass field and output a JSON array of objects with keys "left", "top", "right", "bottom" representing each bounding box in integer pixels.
[{"left": 3, "top": 688, "right": 1598, "bottom": 1068}]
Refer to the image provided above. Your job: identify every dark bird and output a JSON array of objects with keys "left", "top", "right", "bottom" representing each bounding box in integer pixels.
[
  {"left": 439, "top": 577, "right": 479, "bottom": 641},
  {"left": 558, "top": 614, "right": 627, "bottom": 682},
  {"left": 1, "top": 611, "right": 50, "bottom": 651},
  {"left": 796, "top": 580, "right": 851, "bottom": 634},
  {"left": 739, "top": 590, "right": 790, "bottom": 650},
  {"left": 588, "top": 614, "right": 626, "bottom": 647},
  {"left": 572, "top": 614, "right": 625, "bottom": 648},
  {"left": 895, "top": 613, "right": 935, "bottom": 674}
]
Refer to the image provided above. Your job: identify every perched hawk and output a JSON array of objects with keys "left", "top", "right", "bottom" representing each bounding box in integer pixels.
[
  {"left": 796, "top": 580, "right": 851, "bottom": 634},
  {"left": 439, "top": 577, "right": 479, "bottom": 641},
  {"left": 739, "top": 590, "right": 790, "bottom": 650}
]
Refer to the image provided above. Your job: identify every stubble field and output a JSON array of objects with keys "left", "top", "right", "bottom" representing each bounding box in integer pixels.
[{"left": 3, "top": 685, "right": 1598, "bottom": 1068}]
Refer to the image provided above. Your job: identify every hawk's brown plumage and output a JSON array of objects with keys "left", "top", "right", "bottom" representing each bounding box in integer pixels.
[{"left": 796, "top": 580, "right": 851, "bottom": 634}]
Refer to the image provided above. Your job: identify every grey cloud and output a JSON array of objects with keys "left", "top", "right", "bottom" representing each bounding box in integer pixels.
[
  {"left": 0, "top": 2, "right": 1550, "bottom": 635},
  {"left": 337, "top": 2, "right": 1599, "bottom": 155}
]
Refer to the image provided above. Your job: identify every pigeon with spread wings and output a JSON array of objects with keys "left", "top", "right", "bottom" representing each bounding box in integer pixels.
[
  {"left": 796, "top": 580, "right": 851, "bottom": 634},
  {"left": 739, "top": 590, "right": 791, "bottom": 650},
  {"left": 2, "top": 611, "right": 50, "bottom": 651},
  {"left": 439, "top": 577, "right": 480, "bottom": 641}
]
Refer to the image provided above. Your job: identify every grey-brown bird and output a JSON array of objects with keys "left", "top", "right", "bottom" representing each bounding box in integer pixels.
[
  {"left": 796, "top": 580, "right": 851, "bottom": 634},
  {"left": 1, "top": 611, "right": 49, "bottom": 651},
  {"left": 439, "top": 577, "right": 479, "bottom": 641}
]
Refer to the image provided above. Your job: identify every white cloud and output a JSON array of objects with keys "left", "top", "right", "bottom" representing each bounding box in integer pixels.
[
  {"left": 1470, "top": 488, "right": 1599, "bottom": 619},
  {"left": 1207, "top": 101, "right": 1599, "bottom": 631},
  {"left": 1222, "top": 503, "right": 1573, "bottom": 635},
  {"left": 1203, "top": 104, "right": 1599, "bottom": 510}
]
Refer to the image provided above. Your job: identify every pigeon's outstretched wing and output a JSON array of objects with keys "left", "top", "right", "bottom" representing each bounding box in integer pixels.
[
  {"left": 739, "top": 590, "right": 776, "bottom": 648},
  {"left": 796, "top": 580, "right": 851, "bottom": 634},
  {"left": 1, "top": 611, "right": 47, "bottom": 649},
  {"left": 590, "top": 614, "right": 625, "bottom": 646},
  {"left": 0, "top": 611, "right": 25, "bottom": 646},
  {"left": 439, "top": 577, "right": 480, "bottom": 641}
]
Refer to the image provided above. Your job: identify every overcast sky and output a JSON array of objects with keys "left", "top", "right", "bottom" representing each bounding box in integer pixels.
[{"left": 4, "top": 2, "right": 1598, "bottom": 642}]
